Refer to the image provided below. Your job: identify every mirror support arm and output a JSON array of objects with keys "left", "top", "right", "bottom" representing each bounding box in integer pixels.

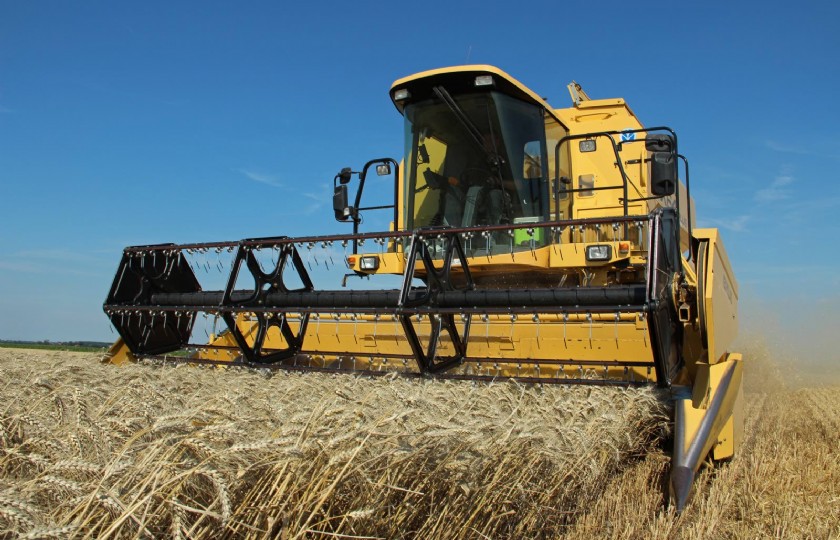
[{"left": 350, "top": 158, "right": 400, "bottom": 254}]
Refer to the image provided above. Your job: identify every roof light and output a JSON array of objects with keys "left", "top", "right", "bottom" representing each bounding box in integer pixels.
[
  {"left": 375, "top": 163, "right": 391, "bottom": 176},
  {"left": 360, "top": 256, "right": 379, "bottom": 270},
  {"left": 586, "top": 244, "right": 612, "bottom": 262},
  {"left": 579, "top": 140, "right": 597, "bottom": 153},
  {"left": 474, "top": 75, "right": 494, "bottom": 87},
  {"left": 393, "top": 89, "right": 411, "bottom": 101}
]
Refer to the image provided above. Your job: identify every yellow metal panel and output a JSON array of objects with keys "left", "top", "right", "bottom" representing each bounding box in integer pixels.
[
  {"left": 554, "top": 99, "right": 647, "bottom": 221},
  {"left": 208, "top": 312, "right": 656, "bottom": 382},
  {"left": 675, "top": 352, "right": 744, "bottom": 465},
  {"left": 713, "top": 414, "right": 736, "bottom": 460},
  {"left": 694, "top": 229, "right": 739, "bottom": 363},
  {"left": 713, "top": 373, "right": 744, "bottom": 460},
  {"left": 691, "top": 357, "right": 741, "bottom": 410},
  {"left": 350, "top": 251, "right": 406, "bottom": 275},
  {"left": 576, "top": 98, "right": 627, "bottom": 109},
  {"left": 576, "top": 204, "right": 647, "bottom": 219},
  {"left": 548, "top": 242, "right": 632, "bottom": 267},
  {"left": 464, "top": 246, "right": 551, "bottom": 269},
  {"left": 555, "top": 96, "right": 695, "bottom": 249},
  {"left": 691, "top": 362, "right": 713, "bottom": 409},
  {"left": 104, "top": 337, "right": 135, "bottom": 365},
  {"left": 355, "top": 241, "right": 643, "bottom": 276}
]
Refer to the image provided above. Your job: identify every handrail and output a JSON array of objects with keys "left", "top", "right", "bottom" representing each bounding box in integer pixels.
[{"left": 553, "top": 126, "right": 683, "bottom": 253}]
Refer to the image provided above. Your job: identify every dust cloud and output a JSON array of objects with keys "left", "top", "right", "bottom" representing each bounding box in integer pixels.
[{"left": 738, "top": 291, "right": 839, "bottom": 387}]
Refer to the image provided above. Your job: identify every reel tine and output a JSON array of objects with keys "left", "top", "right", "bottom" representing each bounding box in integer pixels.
[
  {"left": 614, "top": 312, "right": 620, "bottom": 341},
  {"left": 327, "top": 240, "right": 335, "bottom": 268},
  {"left": 509, "top": 313, "right": 517, "bottom": 340},
  {"left": 308, "top": 242, "right": 319, "bottom": 268}
]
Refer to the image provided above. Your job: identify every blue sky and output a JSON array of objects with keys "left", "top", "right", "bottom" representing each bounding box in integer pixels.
[{"left": 1, "top": 1, "right": 838, "bottom": 363}]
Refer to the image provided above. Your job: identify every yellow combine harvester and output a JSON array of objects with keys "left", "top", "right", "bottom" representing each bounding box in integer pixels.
[{"left": 104, "top": 65, "right": 742, "bottom": 511}]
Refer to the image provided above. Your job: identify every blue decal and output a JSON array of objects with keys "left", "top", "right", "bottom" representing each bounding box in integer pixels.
[{"left": 620, "top": 130, "right": 636, "bottom": 142}]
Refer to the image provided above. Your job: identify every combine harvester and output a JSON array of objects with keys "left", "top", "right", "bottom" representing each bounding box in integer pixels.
[{"left": 104, "top": 65, "right": 742, "bottom": 511}]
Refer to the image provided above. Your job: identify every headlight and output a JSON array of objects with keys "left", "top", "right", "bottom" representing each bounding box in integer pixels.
[
  {"left": 579, "top": 139, "right": 596, "bottom": 152},
  {"left": 586, "top": 245, "right": 612, "bottom": 261},
  {"left": 474, "top": 75, "right": 494, "bottom": 87},
  {"left": 360, "top": 256, "right": 379, "bottom": 270}
]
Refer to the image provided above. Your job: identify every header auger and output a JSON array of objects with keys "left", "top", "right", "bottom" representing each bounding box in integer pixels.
[{"left": 104, "top": 65, "right": 743, "bottom": 511}]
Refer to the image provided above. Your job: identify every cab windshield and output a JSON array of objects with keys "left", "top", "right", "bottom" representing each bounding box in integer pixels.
[{"left": 403, "top": 91, "right": 555, "bottom": 238}]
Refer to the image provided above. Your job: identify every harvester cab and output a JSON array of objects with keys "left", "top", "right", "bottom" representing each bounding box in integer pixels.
[{"left": 104, "top": 65, "right": 743, "bottom": 511}]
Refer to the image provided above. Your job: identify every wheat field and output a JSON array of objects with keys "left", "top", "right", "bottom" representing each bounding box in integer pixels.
[{"left": 0, "top": 344, "right": 837, "bottom": 539}]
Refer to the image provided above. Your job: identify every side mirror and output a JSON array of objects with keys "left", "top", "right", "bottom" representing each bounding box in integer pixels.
[
  {"left": 333, "top": 184, "right": 353, "bottom": 221},
  {"left": 338, "top": 167, "right": 353, "bottom": 185},
  {"left": 646, "top": 135, "right": 676, "bottom": 196},
  {"left": 650, "top": 152, "right": 677, "bottom": 196},
  {"left": 646, "top": 134, "right": 673, "bottom": 153}
]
